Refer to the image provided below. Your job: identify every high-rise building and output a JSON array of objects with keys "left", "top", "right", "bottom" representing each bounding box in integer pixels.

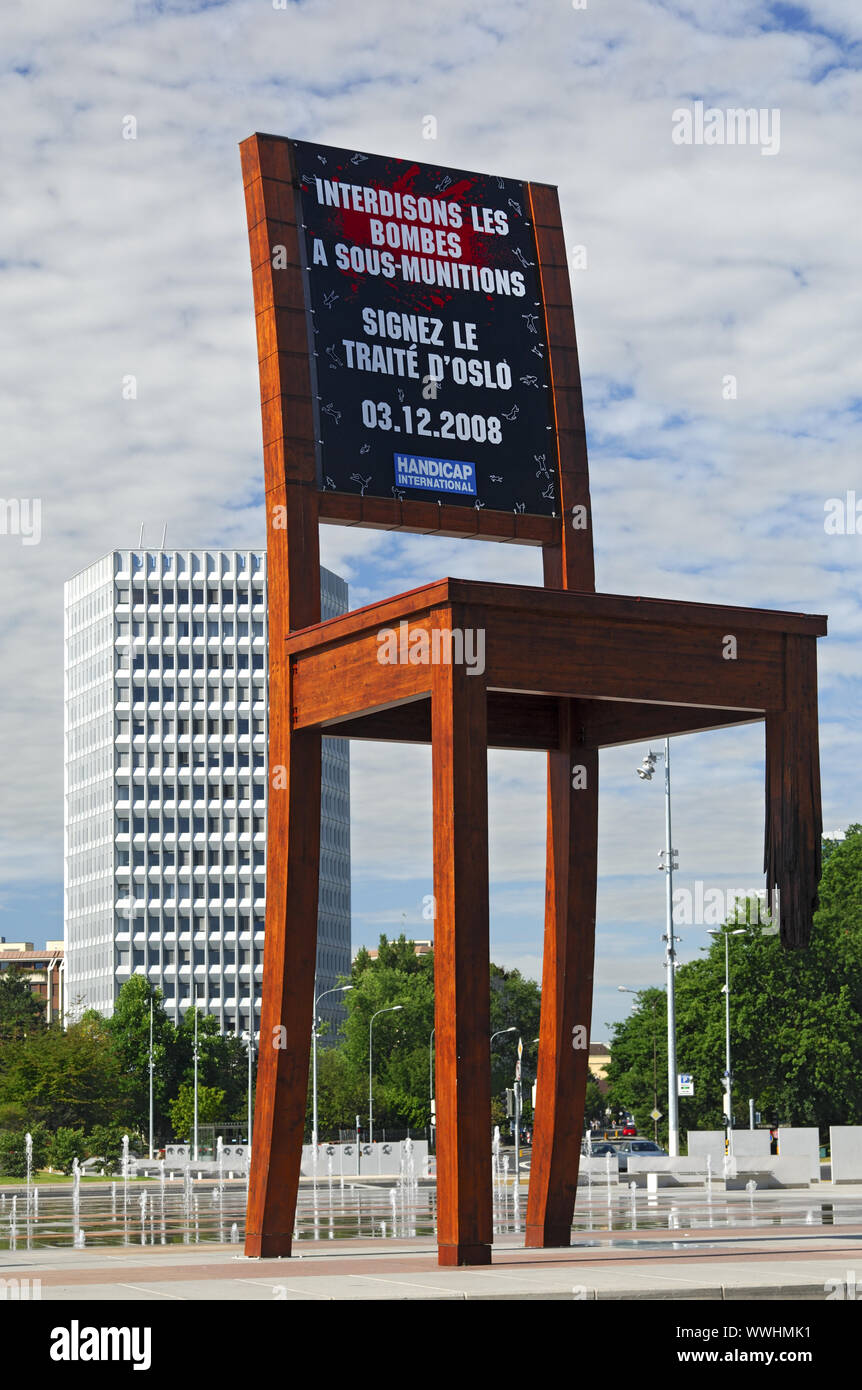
[{"left": 63, "top": 550, "right": 351, "bottom": 1041}]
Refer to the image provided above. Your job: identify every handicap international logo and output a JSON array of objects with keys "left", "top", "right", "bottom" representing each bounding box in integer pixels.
[{"left": 394, "top": 453, "right": 477, "bottom": 495}]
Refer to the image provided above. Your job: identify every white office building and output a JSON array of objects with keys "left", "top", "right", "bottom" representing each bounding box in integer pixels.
[{"left": 63, "top": 550, "right": 351, "bottom": 1040}]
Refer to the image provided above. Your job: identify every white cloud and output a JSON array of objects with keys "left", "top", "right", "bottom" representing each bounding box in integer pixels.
[{"left": 0, "top": 0, "right": 859, "bottom": 1032}]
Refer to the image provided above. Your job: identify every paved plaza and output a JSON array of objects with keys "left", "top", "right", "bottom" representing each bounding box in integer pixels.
[{"left": 3, "top": 1181, "right": 861, "bottom": 1301}]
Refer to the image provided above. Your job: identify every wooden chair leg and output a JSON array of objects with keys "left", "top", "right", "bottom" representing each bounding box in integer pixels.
[
  {"left": 431, "top": 654, "right": 492, "bottom": 1266},
  {"left": 764, "top": 634, "right": 822, "bottom": 949},
  {"left": 245, "top": 716, "right": 321, "bottom": 1258},
  {"left": 526, "top": 701, "right": 598, "bottom": 1248}
]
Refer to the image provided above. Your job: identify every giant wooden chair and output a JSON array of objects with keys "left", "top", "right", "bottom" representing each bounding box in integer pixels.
[{"left": 240, "top": 133, "right": 826, "bottom": 1266}]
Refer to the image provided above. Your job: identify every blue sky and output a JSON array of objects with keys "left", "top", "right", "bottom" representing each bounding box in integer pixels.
[{"left": 0, "top": 0, "right": 860, "bottom": 1037}]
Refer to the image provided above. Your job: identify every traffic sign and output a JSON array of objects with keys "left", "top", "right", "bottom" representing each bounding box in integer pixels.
[
  {"left": 650, "top": 1108, "right": 663, "bottom": 1121},
  {"left": 678, "top": 1073, "right": 694, "bottom": 1097}
]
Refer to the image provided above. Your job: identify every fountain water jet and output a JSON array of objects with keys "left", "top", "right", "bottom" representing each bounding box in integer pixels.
[{"left": 25, "top": 1132, "right": 33, "bottom": 1213}]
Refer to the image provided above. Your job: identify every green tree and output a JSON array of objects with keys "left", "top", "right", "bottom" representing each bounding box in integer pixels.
[
  {"left": 0, "top": 1015, "right": 126, "bottom": 1131},
  {"left": 316, "top": 937, "right": 544, "bottom": 1136},
  {"left": 0, "top": 1123, "right": 50, "bottom": 1177},
  {"left": 604, "top": 987, "right": 668, "bottom": 1139},
  {"left": 584, "top": 1074, "right": 607, "bottom": 1126},
  {"left": 85, "top": 1124, "right": 128, "bottom": 1173},
  {"left": 304, "top": 1046, "right": 364, "bottom": 1140},
  {"left": 50, "top": 1126, "right": 87, "bottom": 1174},
  {"left": 0, "top": 967, "right": 46, "bottom": 1043},
  {"left": 104, "top": 977, "right": 178, "bottom": 1136},
  {"left": 340, "top": 936, "right": 434, "bottom": 1132},
  {"left": 175, "top": 1008, "right": 249, "bottom": 1122},
  {"left": 489, "top": 964, "right": 542, "bottom": 1113},
  {"left": 169, "top": 1083, "right": 226, "bottom": 1139},
  {"left": 605, "top": 826, "right": 862, "bottom": 1142}
]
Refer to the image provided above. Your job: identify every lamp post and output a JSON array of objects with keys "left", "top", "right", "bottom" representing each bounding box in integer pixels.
[
  {"left": 636, "top": 739, "right": 680, "bottom": 1157},
  {"left": 619, "top": 986, "right": 659, "bottom": 1141},
  {"left": 489, "top": 1027, "right": 518, "bottom": 1163},
  {"left": 369, "top": 1005, "right": 403, "bottom": 1144},
  {"left": 242, "top": 1030, "right": 255, "bottom": 1149},
  {"left": 428, "top": 1027, "right": 435, "bottom": 1148},
  {"left": 491, "top": 1027, "right": 516, "bottom": 1140},
  {"left": 311, "top": 983, "right": 353, "bottom": 1147},
  {"left": 192, "top": 996, "right": 199, "bottom": 1162},
  {"left": 148, "top": 995, "right": 154, "bottom": 1161},
  {"left": 707, "top": 926, "right": 746, "bottom": 1157}
]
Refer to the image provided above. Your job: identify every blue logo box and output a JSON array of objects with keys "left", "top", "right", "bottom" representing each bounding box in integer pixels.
[{"left": 394, "top": 453, "right": 477, "bottom": 496}]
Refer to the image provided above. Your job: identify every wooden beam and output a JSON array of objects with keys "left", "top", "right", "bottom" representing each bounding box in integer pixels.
[
  {"left": 291, "top": 622, "right": 436, "bottom": 728},
  {"left": 325, "top": 693, "right": 760, "bottom": 750},
  {"left": 317, "top": 491, "right": 559, "bottom": 546},
  {"left": 528, "top": 181, "right": 595, "bottom": 596},
  {"left": 328, "top": 693, "right": 558, "bottom": 748},
  {"left": 432, "top": 632, "right": 493, "bottom": 1266},
  {"left": 241, "top": 131, "right": 321, "bottom": 1261},
  {"left": 576, "top": 700, "right": 760, "bottom": 748},
  {"left": 765, "top": 634, "right": 822, "bottom": 948},
  {"left": 484, "top": 611, "right": 785, "bottom": 709},
  {"left": 527, "top": 705, "right": 598, "bottom": 1247},
  {"left": 283, "top": 577, "right": 827, "bottom": 657},
  {"left": 245, "top": 682, "right": 320, "bottom": 1257}
]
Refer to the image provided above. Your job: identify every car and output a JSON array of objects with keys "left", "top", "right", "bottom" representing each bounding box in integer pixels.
[
  {"left": 581, "top": 1140, "right": 620, "bottom": 1158},
  {"left": 612, "top": 1139, "right": 668, "bottom": 1172},
  {"left": 581, "top": 1137, "right": 668, "bottom": 1172}
]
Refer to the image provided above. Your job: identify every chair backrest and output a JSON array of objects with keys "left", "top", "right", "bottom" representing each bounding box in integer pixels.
[{"left": 239, "top": 132, "right": 596, "bottom": 637}]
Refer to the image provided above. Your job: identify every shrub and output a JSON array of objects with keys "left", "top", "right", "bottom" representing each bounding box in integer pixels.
[
  {"left": 0, "top": 1131, "right": 28, "bottom": 1177},
  {"left": 0, "top": 1124, "right": 50, "bottom": 1177},
  {"left": 85, "top": 1124, "right": 128, "bottom": 1174},
  {"left": 49, "top": 1126, "right": 87, "bottom": 1175}
]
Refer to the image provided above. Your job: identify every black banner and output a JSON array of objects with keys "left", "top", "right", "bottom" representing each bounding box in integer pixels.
[{"left": 291, "top": 139, "right": 558, "bottom": 517}]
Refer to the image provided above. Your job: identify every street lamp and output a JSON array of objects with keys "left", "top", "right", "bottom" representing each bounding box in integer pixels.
[
  {"left": 369, "top": 1005, "right": 403, "bottom": 1144},
  {"left": 491, "top": 1026, "right": 516, "bottom": 1047},
  {"left": 707, "top": 926, "right": 746, "bottom": 1157},
  {"left": 311, "top": 983, "right": 353, "bottom": 1147},
  {"left": 619, "top": 986, "right": 659, "bottom": 1142},
  {"left": 192, "top": 996, "right": 199, "bottom": 1162},
  {"left": 148, "top": 995, "right": 154, "bottom": 1161},
  {"left": 636, "top": 738, "right": 680, "bottom": 1156},
  {"left": 241, "top": 1030, "right": 256, "bottom": 1149},
  {"left": 429, "top": 1027, "right": 435, "bottom": 1148}
]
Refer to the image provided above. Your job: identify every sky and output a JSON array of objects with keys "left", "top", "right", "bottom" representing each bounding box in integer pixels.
[{"left": 1, "top": 0, "right": 860, "bottom": 1039}]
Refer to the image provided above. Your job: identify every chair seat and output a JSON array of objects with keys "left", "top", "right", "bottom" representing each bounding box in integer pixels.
[{"left": 284, "top": 576, "right": 825, "bottom": 749}]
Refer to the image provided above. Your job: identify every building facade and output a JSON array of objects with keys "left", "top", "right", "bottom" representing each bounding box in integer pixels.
[
  {"left": 63, "top": 550, "right": 351, "bottom": 1041},
  {"left": 0, "top": 940, "right": 64, "bottom": 1023}
]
